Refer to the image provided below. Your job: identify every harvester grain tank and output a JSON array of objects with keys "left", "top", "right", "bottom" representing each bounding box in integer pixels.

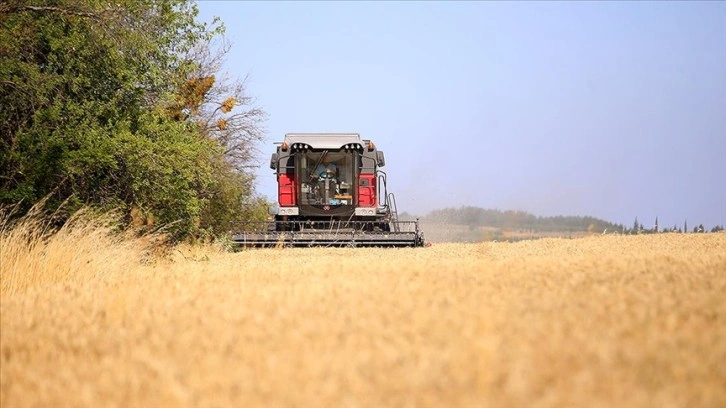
[{"left": 232, "top": 133, "right": 425, "bottom": 247}]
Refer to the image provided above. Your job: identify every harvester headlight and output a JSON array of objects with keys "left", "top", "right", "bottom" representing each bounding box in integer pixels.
[
  {"left": 278, "top": 207, "right": 299, "bottom": 216},
  {"left": 281, "top": 142, "right": 288, "bottom": 151},
  {"left": 355, "top": 207, "right": 376, "bottom": 216}
]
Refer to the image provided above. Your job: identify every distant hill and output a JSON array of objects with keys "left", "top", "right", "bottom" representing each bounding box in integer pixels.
[{"left": 398, "top": 206, "right": 625, "bottom": 243}]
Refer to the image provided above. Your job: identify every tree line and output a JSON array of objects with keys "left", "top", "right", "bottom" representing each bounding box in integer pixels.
[
  {"left": 1, "top": 0, "right": 269, "bottom": 240},
  {"left": 401, "top": 206, "right": 725, "bottom": 235},
  {"left": 405, "top": 206, "right": 624, "bottom": 233},
  {"left": 629, "top": 217, "right": 724, "bottom": 234}
]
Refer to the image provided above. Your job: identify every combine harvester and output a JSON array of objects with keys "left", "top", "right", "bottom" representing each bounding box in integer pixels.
[{"left": 232, "top": 133, "right": 425, "bottom": 248}]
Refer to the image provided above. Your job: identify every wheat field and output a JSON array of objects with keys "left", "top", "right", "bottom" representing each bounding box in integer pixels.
[{"left": 1, "top": 215, "right": 725, "bottom": 408}]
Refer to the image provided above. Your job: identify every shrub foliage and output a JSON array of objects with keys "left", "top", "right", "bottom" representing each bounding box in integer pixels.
[{"left": 0, "top": 0, "right": 268, "bottom": 240}]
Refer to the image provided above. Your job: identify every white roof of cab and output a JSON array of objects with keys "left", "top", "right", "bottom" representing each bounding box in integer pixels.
[{"left": 283, "top": 133, "right": 362, "bottom": 149}]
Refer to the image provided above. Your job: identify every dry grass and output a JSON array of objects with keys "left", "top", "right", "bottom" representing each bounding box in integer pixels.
[{"left": 1, "top": 214, "right": 725, "bottom": 407}]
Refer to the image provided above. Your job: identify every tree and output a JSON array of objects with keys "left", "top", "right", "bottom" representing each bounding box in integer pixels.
[
  {"left": 170, "top": 35, "right": 269, "bottom": 236},
  {"left": 179, "top": 37, "right": 267, "bottom": 172},
  {"left": 0, "top": 0, "right": 268, "bottom": 240}
]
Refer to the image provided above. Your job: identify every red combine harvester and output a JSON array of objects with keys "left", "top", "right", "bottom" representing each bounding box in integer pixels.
[{"left": 232, "top": 133, "right": 425, "bottom": 247}]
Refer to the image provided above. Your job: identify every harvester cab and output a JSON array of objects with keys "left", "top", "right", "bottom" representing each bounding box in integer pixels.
[{"left": 232, "top": 133, "right": 424, "bottom": 247}]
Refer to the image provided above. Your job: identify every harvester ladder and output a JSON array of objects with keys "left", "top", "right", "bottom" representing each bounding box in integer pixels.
[
  {"left": 377, "top": 170, "right": 401, "bottom": 232},
  {"left": 387, "top": 192, "right": 401, "bottom": 232},
  {"left": 377, "top": 172, "right": 388, "bottom": 209}
]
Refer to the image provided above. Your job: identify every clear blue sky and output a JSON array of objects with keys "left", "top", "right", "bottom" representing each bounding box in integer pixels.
[{"left": 197, "top": 1, "right": 726, "bottom": 229}]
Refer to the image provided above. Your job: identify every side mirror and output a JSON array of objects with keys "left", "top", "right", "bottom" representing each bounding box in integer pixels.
[
  {"left": 376, "top": 151, "right": 385, "bottom": 167},
  {"left": 270, "top": 153, "right": 278, "bottom": 170}
]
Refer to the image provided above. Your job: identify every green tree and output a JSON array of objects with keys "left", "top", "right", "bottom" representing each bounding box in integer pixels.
[{"left": 1, "top": 0, "right": 268, "bottom": 240}]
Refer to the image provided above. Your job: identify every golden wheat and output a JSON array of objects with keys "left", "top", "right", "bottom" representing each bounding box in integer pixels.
[{"left": 1, "top": 217, "right": 724, "bottom": 407}]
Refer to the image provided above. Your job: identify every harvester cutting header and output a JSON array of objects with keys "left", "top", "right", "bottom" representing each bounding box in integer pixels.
[{"left": 232, "top": 133, "right": 425, "bottom": 247}]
